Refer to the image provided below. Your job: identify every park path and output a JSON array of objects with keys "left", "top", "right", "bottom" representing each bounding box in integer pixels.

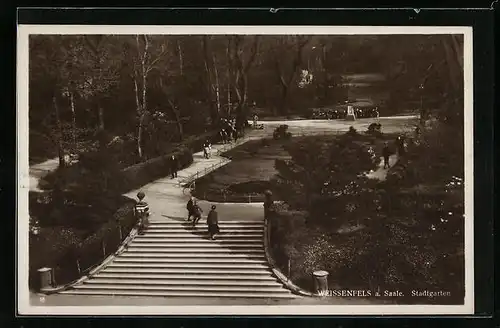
[
  {"left": 365, "top": 154, "right": 399, "bottom": 181},
  {"left": 29, "top": 158, "right": 60, "bottom": 192}
]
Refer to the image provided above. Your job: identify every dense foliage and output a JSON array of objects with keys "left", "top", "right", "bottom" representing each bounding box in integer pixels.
[
  {"left": 30, "top": 34, "right": 463, "bottom": 166},
  {"left": 270, "top": 121, "right": 465, "bottom": 304}
]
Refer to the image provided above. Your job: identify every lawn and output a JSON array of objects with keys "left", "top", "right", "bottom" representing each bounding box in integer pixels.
[{"left": 191, "top": 131, "right": 399, "bottom": 203}]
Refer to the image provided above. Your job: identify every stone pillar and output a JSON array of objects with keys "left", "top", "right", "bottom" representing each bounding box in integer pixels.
[
  {"left": 38, "top": 267, "right": 54, "bottom": 291},
  {"left": 313, "top": 270, "right": 329, "bottom": 295},
  {"left": 263, "top": 190, "right": 274, "bottom": 220}
]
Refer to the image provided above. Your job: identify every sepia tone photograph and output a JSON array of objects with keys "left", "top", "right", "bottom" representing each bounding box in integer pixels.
[{"left": 17, "top": 25, "right": 473, "bottom": 315}]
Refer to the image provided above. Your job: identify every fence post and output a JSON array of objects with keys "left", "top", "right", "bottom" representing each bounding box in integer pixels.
[
  {"left": 118, "top": 224, "right": 123, "bottom": 241},
  {"left": 76, "top": 259, "right": 81, "bottom": 275},
  {"left": 102, "top": 240, "right": 106, "bottom": 258},
  {"left": 287, "top": 258, "right": 291, "bottom": 281},
  {"left": 248, "top": 195, "right": 251, "bottom": 203}
]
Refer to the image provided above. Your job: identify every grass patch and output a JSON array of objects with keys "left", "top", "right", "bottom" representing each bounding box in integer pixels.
[{"left": 191, "top": 135, "right": 335, "bottom": 202}]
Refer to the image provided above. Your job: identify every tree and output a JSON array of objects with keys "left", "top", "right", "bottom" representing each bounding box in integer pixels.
[
  {"left": 130, "top": 35, "right": 167, "bottom": 158},
  {"left": 228, "top": 35, "right": 260, "bottom": 130},
  {"left": 271, "top": 36, "right": 311, "bottom": 115},
  {"left": 273, "top": 132, "right": 376, "bottom": 214}
]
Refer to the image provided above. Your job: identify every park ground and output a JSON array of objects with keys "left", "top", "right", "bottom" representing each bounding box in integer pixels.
[{"left": 28, "top": 116, "right": 417, "bottom": 307}]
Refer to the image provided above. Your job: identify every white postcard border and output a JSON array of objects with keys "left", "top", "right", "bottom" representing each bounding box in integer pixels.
[{"left": 17, "top": 24, "right": 474, "bottom": 316}]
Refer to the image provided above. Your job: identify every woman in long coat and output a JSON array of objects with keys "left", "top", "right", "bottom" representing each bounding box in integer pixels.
[{"left": 207, "top": 205, "right": 220, "bottom": 240}]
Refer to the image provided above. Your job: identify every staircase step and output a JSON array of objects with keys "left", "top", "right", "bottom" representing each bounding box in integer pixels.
[
  {"left": 148, "top": 220, "right": 263, "bottom": 225},
  {"left": 73, "top": 283, "right": 287, "bottom": 293},
  {"left": 149, "top": 223, "right": 264, "bottom": 230},
  {"left": 86, "top": 278, "right": 280, "bottom": 287},
  {"left": 60, "top": 289, "right": 297, "bottom": 299},
  {"left": 126, "top": 247, "right": 265, "bottom": 253},
  {"left": 97, "top": 272, "right": 278, "bottom": 281},
  {"left": 127, "top": 242, "right": 263, "bottom": 248},
  {"left": 102, "top": 267, "right": 272, "bottom": 275},
  {"left": 132, "top": 238, "right": 262, "bottom": 243},
  {"left": 113, "top": 257, "right": 268, "bottom": 264},
  {"left": 119, "top": 252, "right": 266, "bottom": 259},
  {"left": 144, "top": 228, "right": 263, "bottom": 233},
  {"left": 142, "top": 233, "right": 263, "bottom": 238},
  {"left": 107, "top": 262, "right": 269, "bottom": 269}
]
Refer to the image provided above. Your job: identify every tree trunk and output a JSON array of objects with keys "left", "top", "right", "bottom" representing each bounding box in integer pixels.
[
  {"left": 226, "top": 38, "right": 233, "bottom": 117},
  {"left": 98, "top": 106, "right": 105, "bottom": 131},
  {"left": 52, "top": 95, "right": 65, "bottom": 168},
  {"left": 167, "top": 98, "right": 184, "bottom": 141},
  {"left": 177, "top": 39, "right": 184, "bottom": 75},
  {"left": 69, "top": 90, "right": 77, "bottom": 151},
  {"left": 202, "top": 36, "right": 218, "bottom": 125},
  {"left": 213, "top": 53, "right": 221, "bottom": 116},
  {"left": 133, "top": 73, "right": 143, "bottom": 158},
  {"left": 279, "top": 85, "right": 289, "bottom": 115},
  {"left": 137, "top": 112, "right": 145, "bottom": 159}
]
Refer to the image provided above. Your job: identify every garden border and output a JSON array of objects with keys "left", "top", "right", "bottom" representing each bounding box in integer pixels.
[
  {"left": 37, "top": 196, "right": 140, "bottom": 294},
  {"left": 263, "top": 214, "right": 315, "bottom": 297}
]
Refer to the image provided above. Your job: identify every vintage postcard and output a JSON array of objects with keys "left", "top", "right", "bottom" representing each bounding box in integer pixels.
[{"left": 17, "top": 25, "right": 474, "bottom": 315}]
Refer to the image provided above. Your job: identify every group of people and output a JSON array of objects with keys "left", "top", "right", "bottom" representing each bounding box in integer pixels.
[
  {"left": 382, "top": 135, "right": 407, "bottom": 169},
  {"left": 202, "top": 139, "right": 212, "bottom": 159},
  {"left": 186, "top": 196, "right": 220, "bottom": 240},
  {"left": 133, "top": 192, "right": 220, "bottom": 240},
  {"left": 219, "top": 118, "right": 239, "bottom": 144}
]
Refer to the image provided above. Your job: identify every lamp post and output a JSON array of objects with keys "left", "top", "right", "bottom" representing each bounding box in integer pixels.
[{"left": 419, "top": 83, "right": 425, "bottom": 122}]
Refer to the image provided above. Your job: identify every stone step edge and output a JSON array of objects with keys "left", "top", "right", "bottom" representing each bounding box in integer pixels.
[{"left": 60, "top": 290, "right": 297, "bottom": 299}]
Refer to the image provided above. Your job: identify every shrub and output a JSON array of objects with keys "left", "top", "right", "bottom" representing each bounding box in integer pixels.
[
  {"left": 367, "top": 123, "right": 383, "bottom": 137},
  {"left": 122, "top": 147, "right": 193, "bottom": 192},
  {"left": 347, "top": 126, "right": 358, "bottom": 136},
  {"left": 260, "top": 138, "right": 271, "bottom": 147},
  {"left": 29, "top": 198, "right": 135, "bottom": 289},
  {"left": 273, "top": 124, "right": 291, "bottom": 140}
]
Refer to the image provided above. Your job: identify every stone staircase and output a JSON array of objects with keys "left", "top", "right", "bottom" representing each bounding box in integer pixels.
[{"left": 60, "top": 220, "right": 297, "bottom": 299}]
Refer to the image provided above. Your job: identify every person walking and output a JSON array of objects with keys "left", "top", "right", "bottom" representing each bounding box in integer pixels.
[
  {"left": 186, "top": 196, "right": 195, "bottom": 221},
  {"left": 170, "top": 155, "right": 178, "bottom": 178},
  {"left": 134, "top": 191, "right": 150, "bottom": 235},
  {"left": 382, "top": 142, "right": 391, "bottom": 169},
  {"left": 397, "top": 136, "right": 406, "bottom": 156},
  {"left": 207, "top": 205, "right": 220, "bottom": 240},
  {"left": 203, "top": 139, "right": 212, "bottom": 159},
  {"left": 192, "top": 201, "right": 203, "bottom": 227}
]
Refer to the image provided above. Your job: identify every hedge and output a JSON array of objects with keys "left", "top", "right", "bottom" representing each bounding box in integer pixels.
[
  {"left": 121, "top": 146, "right": 194, "bottom": 192},
  {"left": 29, "top": 198, "right": 136, "bottom": 290}
]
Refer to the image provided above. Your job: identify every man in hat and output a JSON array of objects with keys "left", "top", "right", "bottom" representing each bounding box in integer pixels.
[
  {"left": 207, "top": 204, "right": 220, "bottom": 240},
  {"left": 170, "top": 155, "right": 178, "bottom": 178}
]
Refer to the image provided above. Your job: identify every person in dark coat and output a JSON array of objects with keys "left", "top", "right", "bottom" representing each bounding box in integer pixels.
[
  {"left": 382, "top": 142, "right": 391, "bottom": 169},
  {"left": 207, "top": 205, "right": 220, "bottom": 240},
  {"left": 170, "top": 155, "right": 178, "bottom": 178},
  {"left": 397, "top": 136, "right": 406, "bottom": 156},
  {"left": 192, "top": 201, "right": 203, "bottom": 227},
  {"left": 186, "top": 196, "right": 195, "bottom": 221}
]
